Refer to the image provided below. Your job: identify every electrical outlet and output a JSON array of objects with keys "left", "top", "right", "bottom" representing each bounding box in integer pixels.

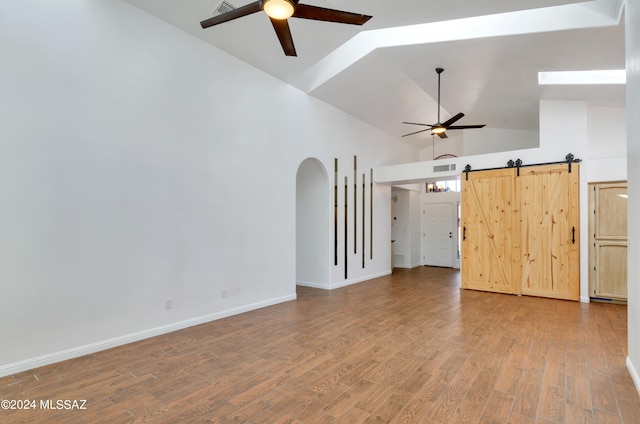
[
  {"left": 221, "top": 290, "right": 227, "bottom": 299},
  {"left": 165, "top": 298, "right": 174, "bottom": 310}
]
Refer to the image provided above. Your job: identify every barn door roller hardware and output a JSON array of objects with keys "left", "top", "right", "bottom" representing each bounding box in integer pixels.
[
  {"left": 507, "top": 159, "right": 523, "bottom": 176},
  {"left": 565, "top": 153, "right": 579, "bottom": 173},
  {"left": 464, "top": 164, "right": 472, "bottom": 180}
]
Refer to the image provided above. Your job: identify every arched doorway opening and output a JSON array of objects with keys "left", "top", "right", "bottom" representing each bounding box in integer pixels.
[{"left": 296, "top": 158, "right": 330, "bottom": 288}]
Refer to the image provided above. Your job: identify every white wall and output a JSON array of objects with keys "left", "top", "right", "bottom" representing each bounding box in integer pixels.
[
  {"left": 463, "top": 128, "right": 539, "bottom": 156},
  {"left": 418, "top": 134, "right": 464, "bottom": 161},
  {"left": 418, "top": 127, "right": 538, "bottom": 161},
  {"left": 588, "top": 106, "right": 627, "bottom": 160},
  {"left": 585, "top": 106, "right": 627, "bottom": 184},
  {"left": 0, "top": 0, "right": 418, "bottom": 375},
  {"left": 625, "top": 0, "right": 640, "bottom": 395},
  {"left": 409, "top": 190, "right": 423, "bottom": 267}
]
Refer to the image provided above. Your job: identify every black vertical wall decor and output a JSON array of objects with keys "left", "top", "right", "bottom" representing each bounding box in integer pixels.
[
  {"left": 362, "top": 172, "right": 366, "bottom": 269},
  {"left": 344, "top": 176, "right": 348, "bottom": 279},
  {"left": 334, "top": 158, "right": 338, "bottom": 266},
  {"left": 370, "top": 168, "right": 373, "bottom": 260},
  {"left": 354, "top": 156, "right": 357, "bottom": 254}
]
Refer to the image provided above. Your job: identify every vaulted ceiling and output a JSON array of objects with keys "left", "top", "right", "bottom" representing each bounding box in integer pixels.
[{"left": 124, "top": 0, "right": 626, "bottom": 149}]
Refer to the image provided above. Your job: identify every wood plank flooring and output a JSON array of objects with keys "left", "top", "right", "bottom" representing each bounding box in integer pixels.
[{"left": 2, "top": 267, "right": 639, "bottom": 423}]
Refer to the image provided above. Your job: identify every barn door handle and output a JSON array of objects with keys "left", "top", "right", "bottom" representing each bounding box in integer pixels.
[
  {"left": 572, "top": 227, "right": 575, "bottom": 244},
  {"left": 463, "top": 226, "right": 466, "bottom": 241}
]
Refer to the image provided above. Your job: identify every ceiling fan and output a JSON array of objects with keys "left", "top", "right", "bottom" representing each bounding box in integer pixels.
[
  {"left": 200, "top": 0, "right": 372, "bottom": 57},
  {"left": 402, "top": 68, "right": 486, "bottom": 139}
]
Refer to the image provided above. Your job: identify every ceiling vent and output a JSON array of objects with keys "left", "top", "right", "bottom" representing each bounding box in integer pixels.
[
  {"left": 433, "top": 164, "right": 456, "bottom": 173},
  {"left": 213, "top": 1, "right": 235, "bottom": 16}
]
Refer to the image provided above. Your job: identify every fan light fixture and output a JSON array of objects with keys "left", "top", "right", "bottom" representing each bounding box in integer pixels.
[
  {"left": 401, "top": 69, "right": 485, "bottom": 138},
  {"left": 263, "top": 0, "right": 295, "bottom": 20},
  {"left": 200, "top": 1, "right": 371, "bottom": 57}
]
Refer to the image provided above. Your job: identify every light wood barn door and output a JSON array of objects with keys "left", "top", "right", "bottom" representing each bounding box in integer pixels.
[
  {"left": 461, "top": 169, "right": 520, "bottom": 294},
  {"left": 589, "top": 182, "right": 628, "bottom": 302},
  {"left": 518, "top": 164, "right": 580, "bottom": 301}
]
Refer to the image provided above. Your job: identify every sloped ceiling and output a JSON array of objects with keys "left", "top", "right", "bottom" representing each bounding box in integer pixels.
[{"left": 123, "top": 0, "right": 626, "bottom": 149}]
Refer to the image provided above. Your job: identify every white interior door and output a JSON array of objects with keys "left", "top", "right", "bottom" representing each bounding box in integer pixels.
[{"left": 423, "top": 203, "right": 454, "bottom": 267}]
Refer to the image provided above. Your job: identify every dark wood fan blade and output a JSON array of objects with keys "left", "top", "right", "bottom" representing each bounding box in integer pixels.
[
  {"left": 402, "top": 122, "right": 434, "bottom": 128},
  {"left": 437, "top": 132, "right": 448, "bottom": 139},
  {"left": 402, "top": 128, "right": 431, "bottom": 137},
  {"left": 270, "top": 18, "right": 297, "bottom": 56},
  {"left": 447, "top": 124, "right": 486, "bottom": 130},
  {"left": 201, "top": 2, "right": 262, "bottom": 28},
  {"left": 293, "top": 4, "right": 372, "bottom": 25},
  {"left": 442, "top": 112, "right": 464, "bottom": 127}
]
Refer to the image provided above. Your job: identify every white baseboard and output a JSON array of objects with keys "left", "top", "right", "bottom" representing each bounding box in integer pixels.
[
  {"left": 627, "top": 357, "right": 640, "bottom": 396},
  {"left": 297, "top": 270, "right": 392, "bottom": 291},
  {"left": 330, "top": 271, "right": 392, "bottom": 289},
  {"left": 0, "top": 294, "right": 296, "bottom": 378},
  {"left": 296, "top": 280, "right": 330, "bottom": 289},
  {"left": 580, "top": 296, "right": 591, "bottom": 303},
  {"left": 394, "top": 263, "right": 422, "bottom": 269}
]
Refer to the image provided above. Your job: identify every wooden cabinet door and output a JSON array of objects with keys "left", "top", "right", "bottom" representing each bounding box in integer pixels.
[
  {"left": 593, "top": 241, "right": 627, "bottom": 299},
  {"left": 589, "top": 182, "right": 627, "bottom": 301},
  {"left": 461, "top": 169, "right": 520, "bottom": 294},
  {"left": 518, "top": 164, "right": 580, "bottom": 301}
]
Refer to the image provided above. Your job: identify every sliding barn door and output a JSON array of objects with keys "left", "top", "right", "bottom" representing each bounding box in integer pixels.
[
  {"left": 461, "top": 169, "right": 520, "bottom": 294},
  {"left": 518, "top": 164, "right": 580, "bottom": 301},
  {"left": 461, "top": 163, "right": 580, "bottom": 301}
]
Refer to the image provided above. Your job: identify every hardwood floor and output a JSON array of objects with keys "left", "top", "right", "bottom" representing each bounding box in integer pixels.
[{"left": 2, "top": 267, "right": 639, "bottom": 423}]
